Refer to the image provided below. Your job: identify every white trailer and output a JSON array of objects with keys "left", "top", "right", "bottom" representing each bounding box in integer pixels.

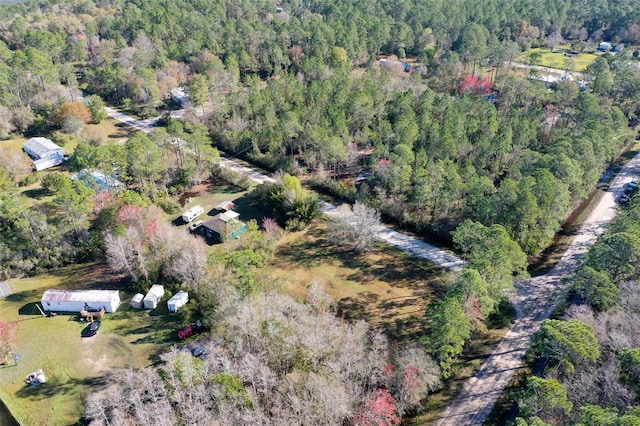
[
  {"left": 181, "top": 205, "right": 204, "bottom": 223},
  {"left": 143, "top": 285, "right": 165, "bottom": 309},
  {"left": 41, "top": 289, "right": 120, "bottom": 313},
  {"left": 167, "top": 290, "right": 189, "bottom": 313}
]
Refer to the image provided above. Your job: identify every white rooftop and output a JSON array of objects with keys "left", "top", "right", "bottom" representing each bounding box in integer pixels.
[
  {"left": 41, "top": 289, "right": 119, "bottom": 303},
  {"left": 220, "top": 210, "right": 240, "bottom": 222},
  {"left": 23, "top": 137, "right": 63, "bottom": 157}
]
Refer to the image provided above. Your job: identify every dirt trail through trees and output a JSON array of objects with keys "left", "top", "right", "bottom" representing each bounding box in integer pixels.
[{"left": 437, "top": 153, "right": 640, "bottom": 425}]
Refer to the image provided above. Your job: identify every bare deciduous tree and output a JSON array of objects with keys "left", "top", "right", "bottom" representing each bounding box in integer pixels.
[{"left": 328, "top": 201, "right": 382, "bottom": 253}]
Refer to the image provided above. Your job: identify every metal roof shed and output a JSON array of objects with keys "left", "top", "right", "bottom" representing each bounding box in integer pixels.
[
  {"left": 130, "top": 293, "right": 144, "bottom": 309},
  {"left": 143, "top": 285, "right": 165, "bottom": 309},
  {"left": 167, "top": 290, "right": 189, "bottom": 313},
  {"left": 41, "top": 289, "right": 121, "bottom": 313}
]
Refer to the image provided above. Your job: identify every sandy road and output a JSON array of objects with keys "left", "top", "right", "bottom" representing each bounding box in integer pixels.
[
  {"left": 437, "top": 155, "right": 640, "bottom": 425},
  {"left": 104, "top": 107, "right": 466, "bottom": 270}
]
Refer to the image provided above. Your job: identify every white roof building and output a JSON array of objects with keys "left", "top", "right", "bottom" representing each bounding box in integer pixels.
[
  {"left": 23, "top": 137, "right": 65, "bottom": 171},
  {"left": 41, "top": 289, "right": 121, "bottom": 313}
]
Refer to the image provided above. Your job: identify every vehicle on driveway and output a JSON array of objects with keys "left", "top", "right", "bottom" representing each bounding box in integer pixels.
[
  {"left": 87, "top": 320, "right": 101, "bottom": 336},
  {"left": 178, "top": 320, "right": 206, "bottom": 340}
]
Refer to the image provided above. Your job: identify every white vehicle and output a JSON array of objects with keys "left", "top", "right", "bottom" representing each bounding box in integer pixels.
[{"left": 181, "top": 205, "right": 204, "bottom": 223}]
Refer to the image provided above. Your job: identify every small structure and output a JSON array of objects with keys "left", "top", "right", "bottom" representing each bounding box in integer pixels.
[
  {"left": 72, "top": 169, "right": 122, "bottom": 193},
  {"left": 598, "top": 42, "right": 612, "bottom": 51},
  {"left": 170, "top": 87, "right": 188, "bottom": 106},
  {"left": 216, "top": 200, "right": 235, "bottom": 212},
  {"left": 41, "top": 289, "right": 120, "bottom": 313},
  {"left": 143, "top": 285, "right": 165, "bottom": 309},
  {"left": 167, "top": 290, "right": 189, "bottom": 313},
  {"left": 130, "top": 293, "right": 144, "bottom": 309},
  {"left": 201, "top": 210, "right": 246, "bottom": 242},
  {"left": 182, "top": 205, "right": 204, "bottom": 223},
  {"left": 614, "top": 43, "right": 625, "bottom": 52},
  {"left": 22, "top": 137, "right": 65, "bottom": 171}
]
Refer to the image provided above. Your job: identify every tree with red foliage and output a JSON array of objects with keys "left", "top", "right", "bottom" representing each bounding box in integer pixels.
[
  {"left": 460, "top": 75, "right": 493, "bottom": 95},
  {"left": 356, "top": 389, "right": 401, "bottom": 426},
  {"left": 0, "top": 319, "right": 18, "bottom": 364}
]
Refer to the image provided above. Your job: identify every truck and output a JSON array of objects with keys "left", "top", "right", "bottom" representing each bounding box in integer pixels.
[{"left": 181, "top": 205, "right": 204, "bottom": 223}]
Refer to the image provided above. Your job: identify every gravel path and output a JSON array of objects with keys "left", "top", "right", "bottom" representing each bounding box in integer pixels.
[{"left": 437, "top": 154, "right": 640, "bottom": 425}]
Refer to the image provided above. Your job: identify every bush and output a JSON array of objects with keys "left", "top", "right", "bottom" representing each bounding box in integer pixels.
[
  {"left": 18, "top": 173, "right": 39, "bottom": 187},
  {"left": 157, "top": 199, "right": 182, "bottom": 215}
]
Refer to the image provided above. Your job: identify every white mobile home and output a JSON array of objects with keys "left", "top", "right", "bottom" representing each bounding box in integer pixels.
[
  {"left": 23, "top": 137, "right": 66, "bottom": 171},
  {"left": 182, "top": 205, "right": 204, "bottom": 223},
  {"left": 143, "top": 285, "right": 165, "bottom": 309},
  {"left": 41, "top": 289, "right": 120, "bottom": 313},
  {"left": 167, "top": 291, "right": 189, "bottom": 313},
  {"left": 130, "top": 293, "right": 144, "bottom": 309}
]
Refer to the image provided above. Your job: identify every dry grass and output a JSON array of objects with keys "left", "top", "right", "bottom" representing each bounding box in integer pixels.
[
  {"left": 0, "top": 263, "right": 182, "bottom": 426},
  {"left": 268, "top": 220, "right": 449, "bottom": 342}
]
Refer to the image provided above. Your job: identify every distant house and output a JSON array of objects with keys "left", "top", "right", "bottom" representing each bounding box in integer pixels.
[
  {"left": 598, "top": 42, "right": 612, "bottom": 51},
  {"left": 202, "top": 210, "right": 246, "bottom": 242},
  {"left": 170, "top": 87, "right": 188, "bottom": 106},
  {"left": 41, "top": 289, "right": 120, "bottom": 313},
  {"left": 614, "top": 43, "right": 625, "bottom": 52},
  {"left": 72, "top": 169, "right": 122, "bottom": 193},
  {"left": 22, "top": 137, "right": 65, "bottom": 171}
]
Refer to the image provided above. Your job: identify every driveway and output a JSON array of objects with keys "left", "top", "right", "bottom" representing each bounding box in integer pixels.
[{"left": 436, "top": 154, "right": 640, "bottom": 425}]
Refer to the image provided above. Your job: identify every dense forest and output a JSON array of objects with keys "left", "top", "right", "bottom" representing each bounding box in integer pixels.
[{"left": 1, "top": 0, "right": 640, "bottom": 423}]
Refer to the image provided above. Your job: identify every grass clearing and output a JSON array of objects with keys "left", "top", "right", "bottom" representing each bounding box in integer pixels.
[
  {"left": 517, "top": 47, "right": 598, "bottom": 72},
  {"left": 0, "top": 263, "right": 183, "bottom": 426},
  {"left": 267, "top": 219, "right": 449, "bottom": 342}
]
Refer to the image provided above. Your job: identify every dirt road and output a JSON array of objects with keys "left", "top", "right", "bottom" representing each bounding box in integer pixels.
[
  {"left": 104, "top": 108, "right": 465, "bottom": 270},
  {"left": 437, "top": 155, "right": 640, "bottom": 425}
]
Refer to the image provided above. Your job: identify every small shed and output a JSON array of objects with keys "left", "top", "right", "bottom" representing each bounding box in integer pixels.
[
  {"left": 167, "top": 290, "right": 189, "bottom": 313},
  {"left": 41, "top": 289, "right": 120, "bottom": 313},
  {"left": 130, "top": 293, "right": 144, "bottom": 309},
  {"left": 216, "top": 201, "right": 235, "bottom": 212},
  {"left": 143, "top": 285, "right": 165, "bottom": 309}
]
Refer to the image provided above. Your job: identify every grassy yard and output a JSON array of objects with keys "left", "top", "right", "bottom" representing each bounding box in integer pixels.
[
  {"left": 517, "top": 47, "right": 598, "bottom": 72},
  {"left": 267, "top": 219, "right": 449, "bottom": 342},
  {"left": 0, "top": 263, "right": 183, "bottom": 426}
]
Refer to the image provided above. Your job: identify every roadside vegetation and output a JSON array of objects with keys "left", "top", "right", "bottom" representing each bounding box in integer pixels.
[
  {"left": 510, "top": 198, "right": 640, "bottom": 425},
  {"left": 1, "top": 0, "right": 640, "bottom": 424}
]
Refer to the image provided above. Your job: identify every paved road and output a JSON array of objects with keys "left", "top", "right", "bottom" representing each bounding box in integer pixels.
[
  {"left": 437, "top": 154, "right": 640, "bottom": 425},
  {"left": 103, "top": 107, "right": 464, "bottom": 270}
]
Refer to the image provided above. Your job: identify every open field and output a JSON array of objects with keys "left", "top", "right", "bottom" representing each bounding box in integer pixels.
[
  {"left": 517, "top": 47, "right": 598, "bottom": 72},
  {"left": 0, "top": 263, "right": 183, "bottom": 426},
  {"left": 268, "top": 219, "right": 449, "bottom": 342}
]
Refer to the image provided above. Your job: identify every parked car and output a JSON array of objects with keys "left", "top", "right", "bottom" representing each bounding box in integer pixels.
[
  {"left": 88, "top": 320, "right": 101, "bottom": 336},
  {"left": 178, "top": 321, "right": 206, "bottom": 340}
]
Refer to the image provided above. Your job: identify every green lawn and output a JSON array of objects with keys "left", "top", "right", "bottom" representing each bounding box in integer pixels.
[
  {"left": 0, "top": 263, "right": 182, "bottom": 426},
  {"left": 517, "top": 47, "right": 598, "bottom": 72}
]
